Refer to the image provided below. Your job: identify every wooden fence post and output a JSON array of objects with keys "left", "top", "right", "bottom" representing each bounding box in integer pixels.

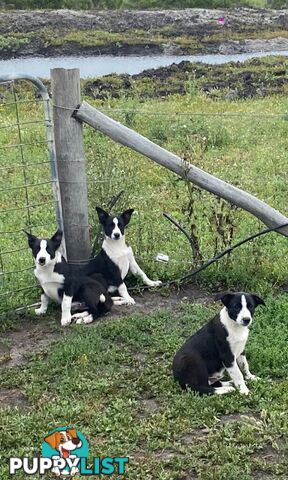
[{"left": 51, "top": 68, "right": 90, "bottom": 264}]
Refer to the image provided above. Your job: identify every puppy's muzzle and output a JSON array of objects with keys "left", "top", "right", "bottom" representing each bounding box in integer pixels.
[{"left": 242, "top": 317, "right": 251, "bottom": 326}]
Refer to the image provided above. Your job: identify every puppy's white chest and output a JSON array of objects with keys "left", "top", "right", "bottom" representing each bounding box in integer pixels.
[
  {"left": 35, "top": 268, "right": 64, "bottom": 303},
  {"left": 103, "top": 241, "right": 131, "bottom": 280},
  {"left": 227, "top": 328, "right": 249, "bottom": 358},
  {"left": 111, "top": 253, "right": 130, "bottom": 280}
]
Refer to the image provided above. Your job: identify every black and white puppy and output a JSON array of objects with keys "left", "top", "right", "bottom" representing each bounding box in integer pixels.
[
  {"left": 84, "top": 207, "right": 162, "bottom": 305},
  {"left": 25, "top": 229, "right": 112, "bottom": 326},
  {"left": 173, "top": 292, "right": 265, "bottom": 395}
]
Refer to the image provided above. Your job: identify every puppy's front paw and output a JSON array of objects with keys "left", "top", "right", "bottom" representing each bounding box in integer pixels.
[
  {"left": 247, "top": 374, "right": 260, "bottom": 382},
  {"left": 111, "top": 296, "right": 135, "bottom": 305},
  {"left": 239, "top": 385, "right": 250, "bottom": 395},
  {"left": 71, "top": 311, "right": 90, "bottom": 322},
  {"left": 146, "top": 280, "right": 162, "bottom": 288},
  {"left": 76, "top": 314, "right": 93, "bottom": 325},
  {"left": 61, "top": 316, "right": 72, "bottom": 326},
  {"left": 35, "top": 307, "right": 46, "bottom": 315},
  {"left": 124, "top": 297, "right": 136, "bottom": 305}
]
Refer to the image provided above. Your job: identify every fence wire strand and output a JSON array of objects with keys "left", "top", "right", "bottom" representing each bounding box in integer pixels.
[
  {"left": 0, "top": 77, "right": 287, "bottom": 316},
  {"left": 0, "top": 78, "right": 61, "bottom": 315}
]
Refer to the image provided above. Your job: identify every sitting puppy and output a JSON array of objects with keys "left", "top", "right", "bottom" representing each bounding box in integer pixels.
[
  {"left": 25, "top": 229, "right": 112, "bottom": 326},
  {"left": 83, "top": 207, "right": 162, "bottom": 305},
  {"left": 173, "top": 292, "right": 265, "bottom": 395}
]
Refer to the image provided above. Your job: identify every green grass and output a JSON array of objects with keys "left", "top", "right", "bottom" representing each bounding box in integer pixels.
[
  {"left": 1, "top": 57, "right": 288, "bottom": 480},
  {"left": 0, "top": 297, "right": 288, "bottom": 479},
  {"left": 1, "top": 58, "right": 288, "bottom": 312},
  {"left": 1, "top": 23, "right": 288, "bottom": 57}
]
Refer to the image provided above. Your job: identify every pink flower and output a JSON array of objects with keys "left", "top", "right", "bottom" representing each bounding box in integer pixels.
[{"left": 217, "top": 16, "right": 225, "bottom": 25}]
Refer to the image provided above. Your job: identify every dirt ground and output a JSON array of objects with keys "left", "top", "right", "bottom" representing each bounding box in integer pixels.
[
  {"left": 1, "top": 8, "right": 287, "bottom": 36},
  {"left": 0, "top": 283, "right": 212, "bottom": 408},
  {"left": 0, "top": 283, "right": 212, "bottom": 371},
  {"left": 83, "top": 55, "right": 288, "bottom": 101},
  {"left": 1, "top": 8, "right": 288, "bottom": 59}
]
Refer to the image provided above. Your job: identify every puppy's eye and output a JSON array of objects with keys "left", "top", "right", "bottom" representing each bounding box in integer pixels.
[{"left": 60, "top": 438, "right": 65, "bottom": 443}]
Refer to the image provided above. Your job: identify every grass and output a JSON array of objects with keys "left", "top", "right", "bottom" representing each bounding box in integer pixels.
[
  {"left": 1, "top": 58, "right": 288, "bottom": 312},
  {"left": 0, "top": 57, "right": 288, "bottom": 479},
  {"left": 0, "top": 296, "right": 288, "bottom": 479},
  {"left": 1, "top": 22, "right": 288, "bottom": 57}
]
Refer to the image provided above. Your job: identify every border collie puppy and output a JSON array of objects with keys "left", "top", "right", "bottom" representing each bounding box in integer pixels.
[
  {"left": 172, "top": 292, "right": 265, "bottom": 395},
  {"left": 83, "top": 207, "right": 162, "bottom": 305},
  {"left": 25, "top": 229, "right": 112, "bottom": 326}
]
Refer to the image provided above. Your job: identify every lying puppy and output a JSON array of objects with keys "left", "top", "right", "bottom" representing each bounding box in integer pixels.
[
  {"left": 84, "top": 207, "right": 162, "bottom": 305},
  {"left": 173, "top": 292, "right": 265, "bottom": 395},
  {"left": 25, "top": 229, "right": 112, "bottom": 325}
]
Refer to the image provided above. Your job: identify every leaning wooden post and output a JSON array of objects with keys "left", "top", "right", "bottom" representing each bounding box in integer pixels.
[
  {"left": 51, "top": 68, "right": 90, "bottom": 264},
  {"left": 74, "top": 102, "right": 288, "bottom": 237}
]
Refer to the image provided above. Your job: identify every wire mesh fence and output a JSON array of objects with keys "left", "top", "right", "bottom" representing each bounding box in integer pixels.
[
  {"left": 82, "top": 100, "right": 288, "bottom": 290},
  {"left": 0, "top": 76, "right": 62, "bottom": 315},
  {"left": 0, "top": 71, "right": 288, "bottom": 315}
]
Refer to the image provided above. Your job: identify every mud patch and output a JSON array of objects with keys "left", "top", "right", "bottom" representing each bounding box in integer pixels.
[
  {"left": 133, "top": 352, "right": 148, "bottom": 362},
  {"left": 84, "top": 56, "right": 288, "bottom": 101},
  {"left": 1, "top": 284, "right": 210, "bottom": 368},
  {"left": 252, "top": 474, "right": 275, "bottom": 480},
  {"left": 140, "top": 398, "right": 160, "bottom": 416},
  {"left": 179, "top": 428, "right": 211, "bottom": 444},
  {"left": 251, "top": 444, "right": 284, "bottom": 464},
  {"left": 1, "top": 317, "right": 61, "bottom": 368},
  {"left": 219, "top": 412, "right": 261, "bottom": 425},
  {"left": 251, "top": 444, "right": 286, "bottom": 479},
  {"left": 111, "top": 283, "right": 212, "bottom": 318},
  {"left": 176, "top": 474, "right": 198, "bottom": 480},
  {"left": 0, "top": 340, "right": 10, "bottom": 364},
  {"left": 153, "top": 450, "right": 178, "bottom": 460},
  {"left": 138, "top": 390, "right": 161, "bottom": 416},
  {"left": 0, "top": 388, "right": 30, "bottom": 409}
]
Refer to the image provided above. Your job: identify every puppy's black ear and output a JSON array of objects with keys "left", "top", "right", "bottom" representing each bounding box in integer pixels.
[
  {"left": 214, "top": 291, "right": 234, "bottom": 307},
  {"left": 50, "top": 229, "right": 63, "bottom": 249},
  {"left": 96, "top": 207, "right": 109, "bottom": 225},
  {"left": 252, "top": 294, "right": 265, "bottom": 307},
  {"left": 23, "top": 230, "right": 38, "bottom": 249},
  {"left": 121, "top": 208, "right": 134, "bottom": 226}
]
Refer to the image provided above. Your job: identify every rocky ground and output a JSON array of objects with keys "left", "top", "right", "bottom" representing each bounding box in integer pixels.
[{"left": 0, "top": 8, "right": 288, "bottom": 59}]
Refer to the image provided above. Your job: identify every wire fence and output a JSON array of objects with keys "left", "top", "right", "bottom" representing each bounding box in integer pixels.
[
  {"left": 0, "top": 73, "right": 288, "bottom": 315},
  {"left": 0, "top": 76, "right": 62, "bottom": 315}
]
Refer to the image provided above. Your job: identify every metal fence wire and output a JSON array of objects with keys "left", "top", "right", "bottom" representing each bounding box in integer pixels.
[
  {"left": 0, "top": 75, "right": 63, "bottom": 315},
  {"left": 0, "top": 72, "right": 287, "bottom": 316}
]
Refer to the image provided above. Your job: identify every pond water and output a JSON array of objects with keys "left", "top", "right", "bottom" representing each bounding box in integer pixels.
[{"left": 1, "top": 50, "right": 288, "bottom": 78}]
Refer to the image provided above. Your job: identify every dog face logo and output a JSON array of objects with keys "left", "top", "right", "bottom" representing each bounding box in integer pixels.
[
  {"left": 42, "top": 427, "right": 88, "bottom": 476},
  {"left": 45, "top": 429, "right": 82, "bottom": 459}
]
